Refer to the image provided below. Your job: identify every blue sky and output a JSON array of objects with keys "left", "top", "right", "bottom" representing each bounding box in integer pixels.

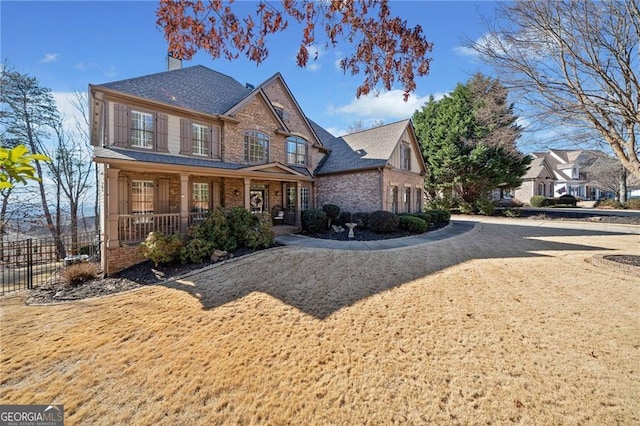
[{"left": 2, "top": 1, "right": 498, "bottom": 136}]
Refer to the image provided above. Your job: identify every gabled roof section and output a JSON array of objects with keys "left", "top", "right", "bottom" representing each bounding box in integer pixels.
[
  {"left": 96, "top": 65, "right": 252, "bottom": 116},
  {"left": 522, "top": 156, "right": 554, "bottom": 180},
  {"left": 240, "top": 162, "right": 309, "bottom": 178},
  {"left": 257, "top": 73, "right": 323, "bottom": 147},
  {"left": 223, "top": 87, "right": 289, "bottom": 131},
  {"left": 313, "top": 120, "right": 414, "bottom": 175}
]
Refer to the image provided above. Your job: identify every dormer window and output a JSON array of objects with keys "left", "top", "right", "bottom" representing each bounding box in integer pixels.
[{"left": 286, "top": 136, "right": 307, "bottom": 165}]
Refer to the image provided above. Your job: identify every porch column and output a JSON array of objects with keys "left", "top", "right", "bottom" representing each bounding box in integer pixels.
[
  {"left": 180, "top": 174, "right": 189, "bottom": 234},
  {"left": 105, "top": 167, "right": 120, "bottom": 250},
  {"left": 295, "top": 181, "right": 302, "bottom": 225},
  {"left": 244, "top": 178, "right": 251, "bottom": 210}
]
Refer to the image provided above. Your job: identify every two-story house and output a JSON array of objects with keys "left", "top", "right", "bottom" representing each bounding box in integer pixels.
[{"left": 90, "top": 64, "right": 426, "bottom": 274}]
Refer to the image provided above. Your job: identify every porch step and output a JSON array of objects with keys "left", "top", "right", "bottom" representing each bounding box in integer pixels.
[{"left": 272, "top": 225, "right": 300, "bottom": 237}]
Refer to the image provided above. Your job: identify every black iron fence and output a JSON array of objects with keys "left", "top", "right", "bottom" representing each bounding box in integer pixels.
[{"left": 0, "top": 232, "right": 100, "bottom": 294}]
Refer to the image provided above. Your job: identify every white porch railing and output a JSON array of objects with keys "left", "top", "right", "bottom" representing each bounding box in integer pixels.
[{"left": 118, "top": 213, "right": 181, "bottom": 243}]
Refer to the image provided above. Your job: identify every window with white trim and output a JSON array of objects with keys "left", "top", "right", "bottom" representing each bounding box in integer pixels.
[
  {"left": 300, "top": 187, "right": 310, "bottom": 211},
  {"left": 130, "top": 110, "right": 154, "bottom": 149},
  {"left": 287, "top": 136, "right": 307, "bottom": 165},
  {"left": 244, "top": 131, "right": 269, "bottom": 163},
  {"left": 403, "top": 187, "right": 411, "bottom": 212},
  {"left": 192, "top": 183, "right": 210, "bottom": 212},
  {"left": 400, "top": 143, "right": 411, "bottom": 170},
  {"left": 388, "top": 186, "right": 398, "bottom": 213},
  {"left": 192, "top": 124, "right": 209, "bottom": 156},
  {"left": 131, "top": 180, "right": 154, "bottom": 218}
]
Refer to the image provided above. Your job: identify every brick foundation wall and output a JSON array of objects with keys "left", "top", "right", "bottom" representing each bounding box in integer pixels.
[{"left": 106, "top": 244, "right": 145, "bottom": 276}]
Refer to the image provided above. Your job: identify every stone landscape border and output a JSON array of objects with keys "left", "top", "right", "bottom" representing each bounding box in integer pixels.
[{"left": 591, "top": 254, "right": 640, "bottom": 277}]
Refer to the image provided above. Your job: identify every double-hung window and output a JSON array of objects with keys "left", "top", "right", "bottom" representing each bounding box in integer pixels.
[
  {"left": 300, "top": 187, "right": 310, "bottom": 211},
  {"left": 286, "top": 136, "right": 307, "bottom": 165},
  {"left": 244, "top": 131, "right": 269, "bottom": 163},
  {"left": 400, "top": 143, "right": 411, "bottom": 170},
  {"left": 130, "top": 110, "right": 154, "bottom": 149},
  {"left": 192, "top": 124, "right": 209, "bottom": 156},
  {"left": 131, "top": 180, "right": 154, "bottom": 223},
  {"left": 192, "top": 183, "right": 210, "bottom": 213}
]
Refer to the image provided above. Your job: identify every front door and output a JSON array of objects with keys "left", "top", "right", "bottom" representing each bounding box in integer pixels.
[{"left": 250, "top": 189, "right": 265, "bottom": 213}]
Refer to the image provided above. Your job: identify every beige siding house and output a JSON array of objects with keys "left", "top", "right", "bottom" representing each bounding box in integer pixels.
[{"left": 90, "top": 65, "right": 426, "bottom": 274}]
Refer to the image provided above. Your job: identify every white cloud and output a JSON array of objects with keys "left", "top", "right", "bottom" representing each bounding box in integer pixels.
[
  {"left": 453, "top": 45, "right": 478, "bottom": 58},
  {"left": 303, "top": 45, "right": 323, "bottom": 71},
  {"left": 329, "top": 90, "right": 435, "bottom": 121},
  {"left": 52, "top": 92, "right": 88, "bottom": 139},
  {"left": 40, "top": 53, "right": 60, "bottom": 63}
]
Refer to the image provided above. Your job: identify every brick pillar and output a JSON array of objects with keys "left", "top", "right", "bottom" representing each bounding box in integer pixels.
[{"left": 180, "top": 174, "right": 189, "bottom": 234}]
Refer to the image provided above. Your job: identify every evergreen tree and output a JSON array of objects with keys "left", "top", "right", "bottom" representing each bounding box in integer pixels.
[{"left": 413, "top": 74, "right": 531, "bottom": 207}]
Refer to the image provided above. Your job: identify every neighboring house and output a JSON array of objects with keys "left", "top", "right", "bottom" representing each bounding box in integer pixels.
[
  {"left": 90, "top": 63, "right": 426, "bottom": 274},
  {"left": 514, "top": 149, "right": 610, "bottom": 203}
]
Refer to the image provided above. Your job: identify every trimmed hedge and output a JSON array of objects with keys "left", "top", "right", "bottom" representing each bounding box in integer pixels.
[
  {"left": 530, "top": 195, "right": 577, "bottom": 207},
  {"left": 399, "top": 215, "right": 427, "bottom": 233},
  {"left": 351, "top": 212, "right": 370, "bottom": 229},
  {"left": 412, "top": 212, "right": 432, "bottom": 227},
  {"left": 368, "top": 210, "right": 400, "bottom": 233},
  {"left": 302, "top": 209, "right": 328, "bottom": 233},
  {"left": 338, "top": 211, "right": 352, "bottom": 226},
  {"left": 424, "top": 209, "right": 449, "bottom": 223}
]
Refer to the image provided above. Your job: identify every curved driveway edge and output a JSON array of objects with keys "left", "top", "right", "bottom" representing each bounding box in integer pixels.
[{"left": 275, "top": 220, "right": 475, "bottom": 250}]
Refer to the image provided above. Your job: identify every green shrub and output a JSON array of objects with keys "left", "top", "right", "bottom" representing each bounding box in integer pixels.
[
  {"left": 180, "top": 238, "right": 215, "bottom": 264},
  {"left": 412, "top": 212, "right": 432, "bottom": 227},
  {"left": 337, "top": 211, "right": 352, "bottom": 226},
  {"left": 476, "top": 198, "right": 495, "bottom": 216},
  {"left": 435, "top": 209, "right": 451, "bottom": 222},
  {"left": 426, "top": 196, "right": 454, "bottom": 210},
  {"left": 227, "top": 207, "right": 257, "bottom": 247},
  {"left": 244, "top": 212, "right": 275, "bottom": 249},
  {"left": 595, "top": 198, "right": 624, "bottom": 209},
  {"left": 302, "top": 209, "right": 328, "bottom": 233},
  {"left": 530, "top": 195, "right": 547, "bottom": 207},
  {"left": 189, "top": 208, "right": 236, "bottom": 251},
  {"left": 399, "top": 215, "right": 427, "bottom": 233},
  {"left": 457, "top": 201, "right": 474, "bottom": 214},
  {"left": 625, "top": 198, "right": 640, "bottom": 210},
  {"left": 322, "top": 204, "right": 341, "bottom": 227},
  {"left": 62, "top": 262, "right": 100, "bottom": 286},
  {"left": 351, "top": 212, "right": 370, "bottom": 229},
  {"left": 368, "top": 211, "right": 400, "bottom": 233},
  {"left": 557, "top": 194, "right": 577, "bottom": 206},
  {"left": 504, "top": 208, "right": 521, "bottom": 218},
  {"left": 139, "top": 232, "right": 183, "bottom": 267}
]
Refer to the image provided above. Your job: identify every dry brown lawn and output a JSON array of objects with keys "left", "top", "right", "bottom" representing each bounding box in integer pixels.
[{"left": 1, "top": 218, "right": 639, "bottom": 425}]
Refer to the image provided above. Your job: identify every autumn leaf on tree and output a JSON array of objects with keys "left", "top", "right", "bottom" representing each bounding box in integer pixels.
[{"left": 156, "top": 0, "right": 433, "bottom": 100}]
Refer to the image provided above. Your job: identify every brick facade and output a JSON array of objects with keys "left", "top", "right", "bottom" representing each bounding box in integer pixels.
[{"left": 317, "top": 170, "right": 382, "bottom": 213}]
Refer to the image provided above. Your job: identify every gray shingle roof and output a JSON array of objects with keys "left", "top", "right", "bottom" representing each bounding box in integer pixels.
[
  {"left": 311, "top": 120, "right": 410, "bottom": 175},
  {"left": 98, "top": 65, "right": 252, "bottom": 115},
  {"left": 94, "top": 147, "right": 245, "bottom": 170}
]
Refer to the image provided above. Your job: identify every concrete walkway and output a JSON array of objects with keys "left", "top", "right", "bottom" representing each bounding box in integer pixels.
[{"left": 275, "top": 215, "right": 640, "bottom": 250}]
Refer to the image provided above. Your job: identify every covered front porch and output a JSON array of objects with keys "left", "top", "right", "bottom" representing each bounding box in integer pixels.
[{"left": 97, "top": 158, "right": 312, "bottom": 274}]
